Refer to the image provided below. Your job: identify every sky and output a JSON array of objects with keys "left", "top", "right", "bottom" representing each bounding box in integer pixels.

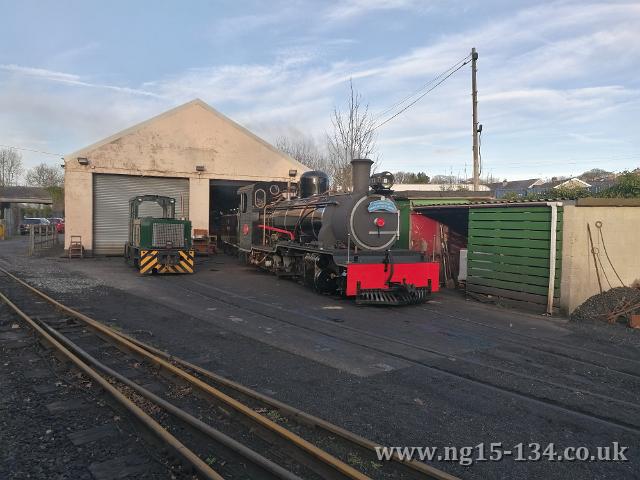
[{"left": 1, "top": 0, "right": 639, "bottom": 181}]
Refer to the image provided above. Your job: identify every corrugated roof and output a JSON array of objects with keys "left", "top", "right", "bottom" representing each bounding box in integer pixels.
[
  {"left": 392, "top": 190, "right": 494, "bottom": 200},
  {"left": 0, "top": 186, "right": 52, "bottom": 204},
  {"left": 412, "top": 198, "right": 573, "bottom": 209}
]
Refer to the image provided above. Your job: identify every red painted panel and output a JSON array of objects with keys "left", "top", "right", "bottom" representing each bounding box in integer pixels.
[
  {"left": 410, "top": 213, "right": 439, "bottom": 256},
  {"left": 346, "top": 262, "right": 440, "bottom": 296}
]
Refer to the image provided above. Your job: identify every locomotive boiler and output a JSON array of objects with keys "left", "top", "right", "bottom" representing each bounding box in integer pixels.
[{"left": 236, "top": 159, "right": 439, "bottom": 305}]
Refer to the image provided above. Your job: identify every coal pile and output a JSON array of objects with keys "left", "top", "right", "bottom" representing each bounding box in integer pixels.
[{"left": 571, "top": 287, "right": 640, "bottom": 324}]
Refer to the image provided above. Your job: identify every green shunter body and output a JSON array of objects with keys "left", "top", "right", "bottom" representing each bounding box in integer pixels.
[{"left": 124, "top": 195, "right": 195, "bottom": 274}]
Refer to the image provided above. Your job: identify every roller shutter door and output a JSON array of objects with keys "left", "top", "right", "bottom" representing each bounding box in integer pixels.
[{"left": 93, "top": 174, "right": 189, "bottom": 255}]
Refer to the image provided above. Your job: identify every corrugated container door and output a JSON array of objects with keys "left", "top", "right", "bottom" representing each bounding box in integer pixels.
[
  {"left": 93, "top": 174, "right": 189, "bottom": 255},
  {"left": 466, "top": 206, "right": 562, "bottom": 309}
]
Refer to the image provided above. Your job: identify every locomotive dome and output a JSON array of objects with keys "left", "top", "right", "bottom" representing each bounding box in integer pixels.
[{"left": 299, "top": 171, "right": 329, "bottom": 198}]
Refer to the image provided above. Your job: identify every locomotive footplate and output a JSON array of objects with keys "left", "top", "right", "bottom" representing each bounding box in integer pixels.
[{"left": 356, "top": 281, "right": 431, "bottom": 306}]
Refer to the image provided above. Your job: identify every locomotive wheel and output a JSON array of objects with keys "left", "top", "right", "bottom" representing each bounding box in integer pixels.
[{"left": 314, "top": 268, "right": 338, "bottom": 294}]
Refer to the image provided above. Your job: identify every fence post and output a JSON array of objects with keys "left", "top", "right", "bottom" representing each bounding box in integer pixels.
[{"left": 29, "top": 225, "right": 34, "bottom": 256}]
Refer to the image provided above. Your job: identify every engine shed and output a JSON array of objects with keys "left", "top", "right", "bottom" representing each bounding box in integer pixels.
[{"left": 63, "top": 99, "right": 307, "bottom": 255}]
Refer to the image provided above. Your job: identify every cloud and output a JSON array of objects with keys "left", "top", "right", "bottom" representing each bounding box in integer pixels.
[
  {"left": 324, "top": 0, "right": 427, "bottom": 20},
  {"left": 0, "top": 64, "right": 80, "bottom": 83},
  {"left": 0, "top": 64, "right": 161, "bottom": 98},
  {"left": 48, "top": 42, "right": 100, "bottom": 66},
  {"left": 211, "top": 12, "right": 284, "bottom": 39},
  {"left": 2, "top": 1, "right": 639, "bottom": 178}
]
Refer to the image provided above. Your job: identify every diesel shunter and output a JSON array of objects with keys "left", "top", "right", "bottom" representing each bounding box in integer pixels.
[
  {"left": 236, "top": 159, "right": 439, "bottom": 305},
  {"left": 124, "top": 195, "right": 195, "bottom": 274}
]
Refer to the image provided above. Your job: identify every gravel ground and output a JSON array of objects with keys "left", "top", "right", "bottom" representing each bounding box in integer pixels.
[
  {"left": 1, "top": 237, "right": 639, "bottom": 480},
  {"left": 0, "top": 303, "right": 180, "bottom": 479}
]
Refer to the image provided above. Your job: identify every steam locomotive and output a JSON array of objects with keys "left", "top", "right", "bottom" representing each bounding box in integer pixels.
[{"left": 234, "top": 159, "right": 439, "bottom": 305}]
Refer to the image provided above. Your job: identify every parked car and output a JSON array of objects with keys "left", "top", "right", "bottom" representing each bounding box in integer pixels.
[
  {"left": 47, "top": 217, "right": 65, "bottom": 233},
  {"left": 19, "top": 218, "right": 50, "bottom": 235}
]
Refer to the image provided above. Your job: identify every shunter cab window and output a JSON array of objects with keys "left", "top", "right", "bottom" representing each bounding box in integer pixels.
[{"left": 241, "top": 193, "right": 248, "bottom": 213}]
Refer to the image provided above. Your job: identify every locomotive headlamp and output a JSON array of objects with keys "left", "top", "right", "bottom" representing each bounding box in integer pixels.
[{"left": 374, "top": 217, "right": 385, "bottom": 228}]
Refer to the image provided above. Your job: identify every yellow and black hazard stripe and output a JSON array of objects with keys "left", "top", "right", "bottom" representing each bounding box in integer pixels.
[
  {"left": 139, "top": 249, "right": 194, "bottom": 274},
  {"left": 139, "top": 250, "right": 158, "bottom": 274},
  {"left": 178, "top": 250, "right": 195, "bottom": 273}
]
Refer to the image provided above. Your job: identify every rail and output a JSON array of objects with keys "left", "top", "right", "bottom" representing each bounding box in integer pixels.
[
  {"left": 0, "top": 266, "right": 457, "bottom": 480},
  {"left": 0, "top": 287, "right": 223, "bottom": 480}
]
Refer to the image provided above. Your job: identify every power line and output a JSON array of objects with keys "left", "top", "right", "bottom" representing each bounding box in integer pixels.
[
  {"left": 374, "top": 53, "right": 472, "bottom": 121},
  {"left": 374, "top": 59, "right": 471, "bottom": 130},
  {"left": 0, "top": 144, "right": 63, "bottom": 157}
]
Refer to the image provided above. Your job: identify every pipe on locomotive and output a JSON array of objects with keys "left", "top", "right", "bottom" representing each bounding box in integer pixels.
[{"left": 351, "top": 158, "right": 374, "bottom": 194}]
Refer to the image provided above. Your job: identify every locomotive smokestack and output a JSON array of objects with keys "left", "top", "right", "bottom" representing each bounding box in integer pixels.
[{"left": 351, "top": 159, "right": 373, "bottom": 194}]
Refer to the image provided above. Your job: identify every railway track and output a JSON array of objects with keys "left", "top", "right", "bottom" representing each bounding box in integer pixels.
[
  {"left": 180, "top": 279, "right": 640, "bottom": 435},
  {"left": 422, "top": 306, "right": 640, "bottom": 376},
  {"left": 0, "top": 267, "right": 456, "bottom": 480}
]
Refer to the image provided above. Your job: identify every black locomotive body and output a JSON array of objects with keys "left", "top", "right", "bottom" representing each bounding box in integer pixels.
[{"left": 235, "top": 159, "right": 439, "bottom": 305}]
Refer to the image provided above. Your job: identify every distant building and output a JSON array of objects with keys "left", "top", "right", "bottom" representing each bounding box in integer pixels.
[
  {"left": 0, "top": 186, "right": 53, "bottom": 236},
  {"left": 393, "top": 183, "right": 491, "bottom": 192},
  {"left": 585, "top": 178, "right": 618, "bottom": 194},
  {"left": 489, "top": 179, "right": 544, "bottom": 198},
  {"left": 533, "top": 177, "right": 591, "bottom": 191}
]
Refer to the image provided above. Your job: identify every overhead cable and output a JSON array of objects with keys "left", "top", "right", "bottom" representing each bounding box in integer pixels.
[{"left": 374, "top": 59, "right": 471, "bottom": 130}]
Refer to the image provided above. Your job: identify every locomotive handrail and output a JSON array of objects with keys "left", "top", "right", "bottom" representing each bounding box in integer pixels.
[
  {"left": 292, "top": 204, "right": 315, "bottom": 240},
  {"left": 267, "top": 200, "right": 339, "bottom": 211},
  {"left": 258, "top": 225, "right": 295, "bottom": 240}
]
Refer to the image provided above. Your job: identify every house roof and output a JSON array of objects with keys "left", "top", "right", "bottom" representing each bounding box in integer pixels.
[
  {"left": 538, "top": 177, "right": 591, "bottom": 189},
  {"left": 489, "top": 178, "right": 541, "bottom": 190},
  {"left": 0, "top": 186, "right": 53, "bottom": 204},
  {"left": 588, "top": 178, "right": 618, "bottom": 189}
]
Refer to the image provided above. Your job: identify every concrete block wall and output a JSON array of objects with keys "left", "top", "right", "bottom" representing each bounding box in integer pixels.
[{"left": 560, "top": 205, "right": 640, "bottom": 314}]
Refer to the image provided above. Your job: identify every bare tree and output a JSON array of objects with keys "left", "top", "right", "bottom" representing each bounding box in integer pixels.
[
  {"left": 25, "top": 163, "right": 65, "bottom": 215},
  {"left": 326, "top": 79, "right": 378, "bottom": 191},
  {"left": 394, "top": 171, "right": 430, "bottom": 184},
  {"left": 430, "top": 174, "right": 456, "bottom": 184},
  {"left": 579, "top": 168, "right": 613, "bottom": 182},
  {"left": 274, "top": 134, "right": 330, "bottom": 172},
  {"left": 25, "top": 163, "right": 64, "bottom": 188},
  {"left": 0, "top": 148, "right": 24, "bottom": 186}
]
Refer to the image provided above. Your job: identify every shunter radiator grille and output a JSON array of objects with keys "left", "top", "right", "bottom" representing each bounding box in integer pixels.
[{"left": 152, "top": 223, "right": 185, "bottom": 248}]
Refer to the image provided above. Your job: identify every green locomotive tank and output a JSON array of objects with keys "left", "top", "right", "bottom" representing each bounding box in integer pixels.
[{"left": 124, "top": 195, "right": 195, "bottom": 274}]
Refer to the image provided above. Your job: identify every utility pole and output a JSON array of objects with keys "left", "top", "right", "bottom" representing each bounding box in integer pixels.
[{"left": 471, "top": 47, "right": 480, "bottom": 191}]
